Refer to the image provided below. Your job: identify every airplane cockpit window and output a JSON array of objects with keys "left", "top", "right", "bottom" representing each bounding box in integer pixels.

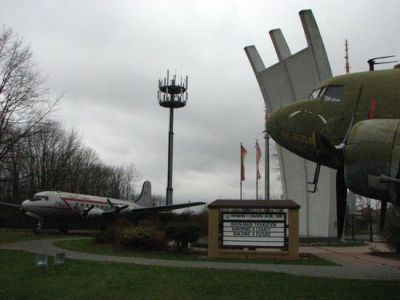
[
  {"left": 33, "top": 195, "right": 47, "bottom": 201},
  {"left": 308, "top": 88, "right": 322, "bottom": 99},
  {"left": 321, "top": 85, "right": 343, "bottom": 102}
]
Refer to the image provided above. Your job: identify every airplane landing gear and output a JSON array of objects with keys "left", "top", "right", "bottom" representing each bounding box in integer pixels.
[
  {"left": 34, "top": 222, "right": 42, "bottom": 235},
  {"left": 59, "top": 224, "right": 69, "bottom": 234}
]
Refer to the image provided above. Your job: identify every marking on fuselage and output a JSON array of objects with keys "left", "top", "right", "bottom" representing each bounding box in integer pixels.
[
  {"left": 317, "top": 114, "right": 327, "bottom": 124},
  {"left": 60, "top": 197, "right": 75, "bottom": 212},
  {"left": 280, "top": 130, "right": 316, "bottom": 147},
  {"left": 289, "top": 110, "right": 301, "bottom": 119},
  {"left": 61, "top": 197, "right": 107, "bottom": 205},
  {"left": 368, "top": 98, "right": 377, "bottom": 119}
]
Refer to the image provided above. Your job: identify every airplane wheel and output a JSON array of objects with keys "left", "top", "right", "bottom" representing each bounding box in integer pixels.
[
  {"left": 59, "top": 224, "right": 69, "bottom": 234},
  {"left": 34, "top": 223, "right": 42, "bottom": 235}
]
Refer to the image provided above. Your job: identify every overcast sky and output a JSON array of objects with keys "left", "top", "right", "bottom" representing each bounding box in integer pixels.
[{"left": 1, "top": 0, "right": 399, "bottom": 204}]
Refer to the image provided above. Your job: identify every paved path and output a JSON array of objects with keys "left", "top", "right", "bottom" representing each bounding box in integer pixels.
[{"left": 1, "top": 239, "right": 400, "bottom": 281}]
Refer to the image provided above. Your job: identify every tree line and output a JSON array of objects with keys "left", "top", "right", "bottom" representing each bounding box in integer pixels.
[{"left": 0, "top": 27, "right": 139, "bottom": 204}]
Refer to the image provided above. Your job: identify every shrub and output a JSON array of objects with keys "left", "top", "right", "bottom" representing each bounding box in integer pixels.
[
  {"left": 191, "top": 209, "right": 209, "bottom": 236},
  {"left": 95, "top": 218, "right": 132, "bottom": 244},
  {"left": 383, "top": 207, "right": 400, "bottom": 254},
  {"left": 164, "top": 221, "right": 200, "bottom": 250},
  {"left": 117, "top": 226, "right": 167, "bottom": 250}
]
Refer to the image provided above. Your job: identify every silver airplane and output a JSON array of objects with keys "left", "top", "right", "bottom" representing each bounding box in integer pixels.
[{"left": 0, "top": 181, "right": 205, "bottom": 234}]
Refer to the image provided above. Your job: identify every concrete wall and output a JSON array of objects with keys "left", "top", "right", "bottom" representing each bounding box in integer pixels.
[{"left": 245, "top": 10, "right": 337, "bottom": 237}]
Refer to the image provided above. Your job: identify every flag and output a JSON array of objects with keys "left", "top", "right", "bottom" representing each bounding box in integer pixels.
[
  {"left": 255, "top": 140, "right": 262, "bottom": 180},
  {"left": 368, "top": 98, "right": 377, "bottom": 119},
  {"left": 240, "top": 144, "right": 247, "bottom": 181}
]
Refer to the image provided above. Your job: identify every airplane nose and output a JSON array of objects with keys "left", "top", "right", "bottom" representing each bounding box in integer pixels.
[
  {"left": 21, "top": 200, "right": 31, "bottom": 209},
  {"left": 266, "top": 108, "right": 283, "bottom": 141}
]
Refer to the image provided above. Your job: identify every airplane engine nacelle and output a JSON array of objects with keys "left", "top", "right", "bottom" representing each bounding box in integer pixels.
[
  {"left": 344, "top": 119, "right": 400, "bottom": 204},
  {"left": 121, "top": 207, "right": 134, "bottom": 214},
  {"left": 86, "top": 207, "right": 105, "bottom": 218}
]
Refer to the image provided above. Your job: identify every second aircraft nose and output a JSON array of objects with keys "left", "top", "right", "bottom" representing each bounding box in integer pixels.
[{"left": 266, "top": 108, "right": 285, "bottom": 142}]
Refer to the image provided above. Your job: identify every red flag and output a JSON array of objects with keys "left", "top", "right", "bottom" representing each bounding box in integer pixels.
[
  {"left": 240, "top": 144, "right": 247, "bottom": 181},
  {"left": 255, "top": 140, "right": 262, "bottom": 180},
  {"left": 368, "top": 98, "right": 377, "bottom": 119}
]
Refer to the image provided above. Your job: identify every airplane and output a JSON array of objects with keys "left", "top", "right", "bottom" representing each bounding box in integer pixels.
[
  {"left": 0, "top": 181, "right": 205, "bottom": 234},
  {"left": 267, "top": 62, "right": 400, "bottom": 238}
]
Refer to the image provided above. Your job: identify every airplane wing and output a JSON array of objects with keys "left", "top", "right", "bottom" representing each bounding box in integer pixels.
[
  {"left": 0, "top": 201, "right": 21, "bottom": 208},
  {"left": 130, "top": 201, "right": 206, "bottom": 214}
]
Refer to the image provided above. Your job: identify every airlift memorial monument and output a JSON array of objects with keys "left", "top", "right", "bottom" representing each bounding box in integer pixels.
[
  {"left": 208, "top": 200, "right": 300, "bottom": 260},
  {"left": 245, "top": 10, "right": 336, "bottom": 238}
]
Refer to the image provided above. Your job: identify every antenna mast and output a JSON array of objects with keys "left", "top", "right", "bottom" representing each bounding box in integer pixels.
[
  {"left": 345, "top": 39, "right": 350, "bottom": 74},
  {"left": 158, "top": 70, "right": 188, "bottom": 206}
]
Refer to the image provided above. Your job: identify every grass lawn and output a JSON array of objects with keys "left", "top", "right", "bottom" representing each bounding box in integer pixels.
[
  {"left": 0, "top": 249, "right": 399, "bottom": 300},
  {"left": 55, "top": 238, "right": 338, "bottom": 266},
  {"left": 0, "top": 228, "right": 83, "bottom": 244}
]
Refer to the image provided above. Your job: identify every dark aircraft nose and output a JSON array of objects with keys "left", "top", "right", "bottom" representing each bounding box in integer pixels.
[
  {"left": 266, "top": 106, "right": 295, "bottom": 142},
  {"left": 267, "top": 100, "right": 318, "bottom": 142},
  {"left": 266, "top": 109, "right": 280, "bottom": 141},
  {"left": 267, "top": 100, "right": 343, "bottom": 169}
]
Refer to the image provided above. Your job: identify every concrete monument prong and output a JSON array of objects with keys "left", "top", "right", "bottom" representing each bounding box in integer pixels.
[{"left": 244, "top": 10, "right": 337, "bottom": 237}]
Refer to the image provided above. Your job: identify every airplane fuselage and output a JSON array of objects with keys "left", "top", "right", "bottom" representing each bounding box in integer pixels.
[
  {"left": 268, "top": 68, "right": 400, "bottom": 169},
  {"left": 21, "top": 191, "right": 140, "bottom": 221},
  {"left": 267, "top": 68, "right": 400, "bottom": 205},
  {"left": 11, "top": 180, "right": 205, "bottom": 234}
]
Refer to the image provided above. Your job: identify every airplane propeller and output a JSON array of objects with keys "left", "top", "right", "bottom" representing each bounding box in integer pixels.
[
  {"left": 327, "top": 116, "right": 389, "bottom": 238},
  {"left": 107, "top": 199, "right": 129, "bottom": 214},
  {"left": 81, "top": 205, "right": 95, "bottom": 218},
  {"left": 316, "top": 132, "right": 347, "bottom": 239},
  {"left": 330, "top": 86, "right": 363, "bottom": 240}
]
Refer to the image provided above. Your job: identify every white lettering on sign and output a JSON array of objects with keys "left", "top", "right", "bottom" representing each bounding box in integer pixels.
[
  {"left": 222, "top": 213, "right": 286, "bottom": 248},
  {"left": 220, "top": 208, "right": 287, "bottom": 213},
  {"left": 223, "top": 213, "right": 285, "bottom": 221}
]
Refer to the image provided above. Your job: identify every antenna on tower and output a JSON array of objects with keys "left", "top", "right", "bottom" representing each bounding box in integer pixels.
[{"left": 345, "top": 39, "right": 350, "bottom": 74}]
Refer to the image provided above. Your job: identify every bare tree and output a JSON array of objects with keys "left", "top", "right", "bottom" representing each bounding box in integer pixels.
[
  {"left": 0, "top": 27, "right": 56, "bottom": 163},
  {"left": 0, "top": 27, "right": 140, "bottom": 204},
  {"left": 119, "top": 163, "right": 140, "bottom": 200}
]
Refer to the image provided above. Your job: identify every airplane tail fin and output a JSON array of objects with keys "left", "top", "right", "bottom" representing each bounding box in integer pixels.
[{"left": 134, "top": 181, "right": 153, "bottom": 207}]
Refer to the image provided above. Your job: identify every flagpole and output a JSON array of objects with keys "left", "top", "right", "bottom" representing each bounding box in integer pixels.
[
  {"left": 256, "top": 173, "right": 259, "bottom": 200},
  {"left": 265, "top": 110, "right": 270, "bottom": 201},
  {"left": 240, "top": 143, "right": 243, "bottom": 200},
  {"left": 256, "top": 140, "right": 259, "bottom": 200}
]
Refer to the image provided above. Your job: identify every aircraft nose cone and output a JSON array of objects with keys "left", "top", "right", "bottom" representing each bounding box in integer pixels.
[
  {"left": 266, "top": 108, "right": 283, "bottom": 141},
  {"left": 21, "top": 199, "right": 31, "bottom": 209}
]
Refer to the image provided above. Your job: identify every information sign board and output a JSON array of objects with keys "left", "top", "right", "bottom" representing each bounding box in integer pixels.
[{"left": 221, "top": 212, "right": 287, "bottom": 248}]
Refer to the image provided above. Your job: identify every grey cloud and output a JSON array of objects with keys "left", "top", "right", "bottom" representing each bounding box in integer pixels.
[{"left": 2, "top": 0, "right": 399, "bottom": 204}]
